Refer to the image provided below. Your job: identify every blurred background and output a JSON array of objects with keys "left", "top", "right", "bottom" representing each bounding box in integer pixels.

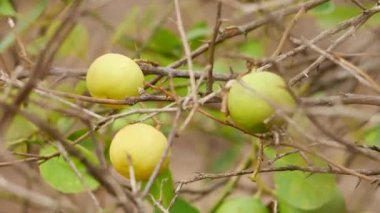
[{"left": 1, "top": 0, "right": 380, "bottom": 212}]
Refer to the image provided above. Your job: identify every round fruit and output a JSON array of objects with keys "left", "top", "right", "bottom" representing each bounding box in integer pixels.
[
  {"left": 227, "top": 71, "right": 295, "bottom": 133},
  {"left": 109, "top": 123, "right": 170, "bottom": 181},
  {"left": 86, "top": 53, "right": 144, "bottom": 100},
  {"left": 216, "top": 197, "right": 269, "bottom": 213}
]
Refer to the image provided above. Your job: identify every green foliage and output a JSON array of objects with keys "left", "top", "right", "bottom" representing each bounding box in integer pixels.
[
  {"left": 272, "top": 151, "right": 339, "bottom": 211},
  {"left": 0, "top": 0, "right": 48, "bottom": 53},
  {"left": 215, "top": 196, "right": 269, "bottom": 213},
  {"left": 187, "top": 21, "right": 209, "bottom": 49},
  {"left": 0, "top": 0, "right": 16, "bottom": 16},
  {"left": 39, "top": 145, "right": 100, "bottom": 193},
  {"left": 362, "top": 125, "right": 380, "bottom": 146},
  {"left": 148, "top": 28, "right": 182, "bottom": 57},
  {"left": 28, "top": 21, "right": 89, "bottom": 58},
  {"left": 171, "top": 197, "right": 200, "bottom": 213},
  {"left": 6, "top": 115, "right": 38, "bottom": 141},
  {"left": 149, "top": 169, "right": 200, "bottom": 213},
  {"left": 279, "top": 187, "right": 346, "bottom": 213},
  {"left": 311, "top": 3, "right": 380, "bottom": 28},
  {"left": 238, "top": 39, "right": 264, "bottom": 58},
  {"left": 310, "top": 1, "right": 335, "bottom": 15}
]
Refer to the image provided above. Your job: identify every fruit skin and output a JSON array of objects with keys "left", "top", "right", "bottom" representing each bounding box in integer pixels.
[
  {"left": 109, "top": 123, "right": 170, "bottom": 181},
  {"left": 86, "top": 53, "right": 144, "bottom": 99},
  {"left": 227, "top": 71, "right": 295, "bottom": 133},
  {"left": 216, "top": 197, "right": 269, "bottom": 213}
]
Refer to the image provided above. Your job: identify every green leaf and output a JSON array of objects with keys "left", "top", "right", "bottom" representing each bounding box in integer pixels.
[
  {"left": 27, "top": 21, "right": 89, "bottom": 58},
  {"left": 239, "top": 39, "right": 264, "bottom": 58},
  {"left": 5, "top": 115, "right": 37, "bottom": 141},
  {"left": 171, "top": 197, "right": 200, "bottom": 213},
  {"left": 148, "top": 28, "right": 182, "bottom": 57},
  {"left": 362, "top": 125, "right": 380, "bottom": 146},
  {"left": 148, "top": 169, "right": 200, "bottom": 213},
  {"left": 312, "top": 5, "right": 380, "bottom": 28},
  {"left": 274, "top": 153, "right": 337, "bottom": 210},
  {"left": 39, "top": 145, "right": 100, "bottom": 193},
  {"left": 0, "top": 0, "right": 48, "bottom": 53},
  {"left": 187, "top": 21, "right": 209, "bottom": 49},
  {"left": 0, "top": 0, "right": 16, "bottom": 16},
  {"left": 279, "top": 187, "right": 346, "bottom": 213},
  {"left": 149, "top": 169, "right": 174, "bottom": 210},
  {"left": 215, "top": 196, "right": 269, "bottom": 213},
  {"left": 310, "top": 2, "right": 335, "bottom": 15},
  {"left": 57, "top": 23, "right": 89, "bottom": 58}
]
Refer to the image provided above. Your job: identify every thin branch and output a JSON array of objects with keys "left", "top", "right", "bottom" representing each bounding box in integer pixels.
[{"left": 206, "top": 1, "right": 222, "bottom": 94}]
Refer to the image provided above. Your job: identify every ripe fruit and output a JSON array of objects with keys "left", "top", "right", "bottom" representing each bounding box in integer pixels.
[
  {"left": 227, "top": 71, "right": 295, "bottom": 133},
  {"left": 216, "top": 197, "right": 269, "bottom": 213},
  {"left": 86, "top": 53, "right": 144, "bottom": 100},
  {"left": 109, "top": 123, "right": 170, "bottom": 181}
]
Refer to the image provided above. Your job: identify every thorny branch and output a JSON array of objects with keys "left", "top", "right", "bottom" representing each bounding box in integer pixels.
[{"left": 2, "top": 0, "right": 380, "bottom": 212}]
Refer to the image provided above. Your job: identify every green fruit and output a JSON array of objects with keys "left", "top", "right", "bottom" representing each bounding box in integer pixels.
[
  {"left": 227, "top": 71, "right": 295, "bottom": 133},
  {"left": 86, "top": 53, "right": 144, "bottom": 100},
  {"left": 109, "top": 123, "right": 170, "bottom": 181},
  {"left": 216, "top": 197, "right": 269, "bottom": 213}
]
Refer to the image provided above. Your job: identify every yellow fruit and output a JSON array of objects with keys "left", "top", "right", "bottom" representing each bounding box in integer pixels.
[
  {"left": 86, "top": 53, "right": 144, "bottom": 100},
  {"left": 227, "top": 71, "right": 295, "bottom": 133},
  {"left": 109, "top": 123, "right": 170, "bottom": 181}
]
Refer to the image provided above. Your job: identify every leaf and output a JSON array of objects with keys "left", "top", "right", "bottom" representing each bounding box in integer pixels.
[
  {"left": 312, "top": 5, "right": 380, "bottom": 28},
  {"left": 148, "top": 28, "right": 182, "bottom": 57},
  {"left": 5, "top": 115, "right": 37, "bottom": 141},
  {"left": 171, "top": 197, "right": 200, "bottom": 213},
  {"left": 362, "top": 125, "right": 380, "bottom": 146},
  {"left": 187, "top": 22, "right": 209, "bottom": 41},
  {"left": 27, "top": 21, "right": 89, "bottom": 58},
  {"left": 274, "top": 153, "right": 337, "bottom": 210},
  {"left": 149, "top": 169, "right": 174, "bottom": 211},
  {"left": 0, "top": 0, "right": 16, "bottom": 16},
  {"left": 0, "top": 0, "right": 48, "bottom": 53},
  {"left": 39, "top": 145, "right": 100, "bottom": 193},
  {"left": 215, "top": 196, "right": 269, "bottom": 213},
  {"left": 239, "top": 39, "right": 264, "bottom": 58},
  {"left": 310, "top": 2, "right": 335, "bottom": 15},
  {"left": 187, "top": 21, "right": 209, "bottom": 49},
  {"left": 148, "top": 169, "right": 199, "bottom": 213},
  {"left": 57, "top": 23, "right": 89, "bottom": 58},
  {"left": 279, "top": 187, "right": 346, "bottom": 213}
]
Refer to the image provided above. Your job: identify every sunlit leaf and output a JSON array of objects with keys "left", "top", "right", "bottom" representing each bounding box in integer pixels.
[
  {"left": 149, "top": 169, "right": 174, "bottom": 212},
  {"left": 39, "top": 145, "right": 100, "bottom": 193},
  {"left": 274, "top": 153, "right": 337, "bottom": 210},
  {"left": 312, "top": 5, "right": 380, "bottom": 28},
  {"left": 0, "top": 0, "right": 16, "bottom": 17},
  {"left": 216, "top": 196, "right": 269, "bottom": 213},
  {"left": 239, "top": 39, "right": 264, "bottom": 58},
  {"left": 310, "top": 1, "right": 335, "bottom": 15},
  {"left": 279, "top": 187, "right": 346, "bottom": 213},
  {"left": 362, "top": 125, "right": 380, "bottom": 146}
]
